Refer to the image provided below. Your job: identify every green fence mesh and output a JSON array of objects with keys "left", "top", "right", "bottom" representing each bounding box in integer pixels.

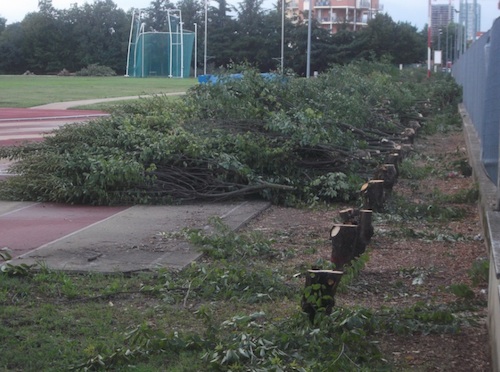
[{"left": 128, "top": 32, "right": 194, "bottom": 78}]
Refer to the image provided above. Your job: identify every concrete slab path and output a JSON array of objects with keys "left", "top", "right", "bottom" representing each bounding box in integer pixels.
[
  {"left": 1, "top": 96, "right": 269, "bottom": 273},
  {"left": 3, "top": 200, "right": 270, "bottom": 274}
]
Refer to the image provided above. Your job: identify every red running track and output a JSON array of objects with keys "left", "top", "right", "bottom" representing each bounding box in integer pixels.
[
  {"left": 0, "top": 108, "right": 107, "bottom": 146},
  {"left": 0, "top": 203, "right": 128, "bottom": 257},
  {"left": 0, "top": 108, "right": 107, "bottom": 120},
  {"left": 0, "top": 108, "right": 125, "bottom": 259}
]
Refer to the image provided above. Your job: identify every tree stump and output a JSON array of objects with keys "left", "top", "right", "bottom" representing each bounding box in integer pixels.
[
  {"left": 332, "top": 209, "right": 374, "bottom": 265},
  {"left": 373, "top": 164, "right": 398, "bottom": 195},
  {"left": 301, "top": 269, "right": 343, "bottom": 322},
  {"left": 355, "top": 209, "right": 374, "bottom": 257},
  {"left": 330, "top": 224, "right": 359, "bottom": 268},
  {"left": 338, "top": 207, "right": 360, "bottom": 224},
  {"left": 408, "top": 120, "right": 422, "bottom": 132},
  {"left": 361, "top": 180, "right": 385, "bottom": 211},
  {"left": 385, "top": 152, "right": 401, "bottom": 175},
  {"left": 402, "top": 127, "right": 416, "bottom": 144}
]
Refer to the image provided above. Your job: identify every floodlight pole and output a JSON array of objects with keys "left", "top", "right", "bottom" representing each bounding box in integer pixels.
[
  {"left": 194, "top": 23, "right": 198, "bottom": 78},
  {"left": 204, "top": 0, "right": 208, "bottom": 75},
  {"left": 281, "top": 0, "right": 285, "bottom": 73},
  {"left": 427, "top": 0, "right": 432, "bottom": 78},
  {"left": 306, "top": 0, "right": 312, "bottom": 78}
]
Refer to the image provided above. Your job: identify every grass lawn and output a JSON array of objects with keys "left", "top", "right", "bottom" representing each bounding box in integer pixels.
[{"left": 0, "top": 75, "right": 197, "bottom": 108}]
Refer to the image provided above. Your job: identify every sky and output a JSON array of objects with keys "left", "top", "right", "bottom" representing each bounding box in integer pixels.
[{"left": 2, "top": 0, "right": 500, "bottom": 32}]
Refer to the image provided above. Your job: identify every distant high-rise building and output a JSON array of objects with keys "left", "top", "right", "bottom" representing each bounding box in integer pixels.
[
  {"left": 431, "top": 4, "right": 454, "bottom": 40},
  {"left": 285, "top": 0, "right": 381, "bottom": 34},
  {"left": 458, "top": 1, "right": 481, "bottom": 41}
]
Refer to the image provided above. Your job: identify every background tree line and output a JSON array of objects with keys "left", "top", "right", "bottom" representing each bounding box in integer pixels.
[{"left": 0, "top": 0, "right": 427, "bottom": 76}]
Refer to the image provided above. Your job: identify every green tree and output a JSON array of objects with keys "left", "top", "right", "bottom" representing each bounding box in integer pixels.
[
  {"left": 354, "top": 13, "right": 426, "bottom": 65},
  {"left": 0, "top": 16, "right": 6, "bottom": 34},
  {"left": 0, "top": 23, "right": 27, "bottom": 74},
  {"left": 176, "top": 0, "right": 203, "bottom": 30},
  {"left": 66, "top": 0, "right": 129, "bottom": 73},
  {"left": 392, "top": 22, "right": 426, "bottom": 64},
  {"left": 37, "top": 0, "right": 56, "bottom": 15},
  {"left": 286, "top": 19, "right": 334, "bottom": 75},
  {"left": 356, "top": 13, "right": 396, "bottom": 61},
  {"left": 236, "top": 0, "right": 265, "bottom": 33},
  {"left": 21, "top": 11, "right": 66, "bottom": 72},
  {"left": 146, "top": 0, "right": 175, "bottom": 31}
]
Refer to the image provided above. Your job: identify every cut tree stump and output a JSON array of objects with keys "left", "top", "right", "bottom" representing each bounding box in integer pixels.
[
  {"left": 355, "top": 209, "right": 374, "bottom": 257},
  {"left": 338, "top": 207, "right": 360, "bottom": 224},
  {"left": 386, "top": 152, "right": 401, "bottom": 173},
  {"left": 373, "top": 164, "right": 398, "bottom": 194},
  {"left": 402, "top": 127, "right": 416, "bottom": 144},
  {"left": 331, "top": 209, "right": 374, "bottom": 267},
  {"left": 361, "top": 180, "right": 385, "bottom": 211},
  {"left": 301, "top": 269, "right": 343, "bottom": 322},
  {"left": 330, "top": 224, "right": 359, "bottom": 268}
]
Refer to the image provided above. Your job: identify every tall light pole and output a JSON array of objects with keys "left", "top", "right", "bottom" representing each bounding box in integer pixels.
[
  {"left": 281, "top": 0, "right": 285, "bottom": 73},
  {"left": 306, "top": 0, "right": 312, "bottom": 78},
  {"left": 427, "top": 0, "right": 432, "bottom": 78},
  {"left": 194, "top": 23, "right": 198, "bottom": 78},
  {"left": 204, "top": 0, "right": 208, "bottom": 75}
]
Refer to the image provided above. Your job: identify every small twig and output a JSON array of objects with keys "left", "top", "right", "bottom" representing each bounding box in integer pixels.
[{"left": 183, "top": 280, "right": 192, "bottom": 308}]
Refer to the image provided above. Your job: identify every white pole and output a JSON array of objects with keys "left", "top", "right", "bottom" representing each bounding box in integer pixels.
[
  {"left": 306, "top": 0, "right": 312, "bottom": 78},
  {"left": 281, "top": 0, "right": 285, "bottom": 72},
  {"left": 141, "top": 23, "right": 145, "bottom": 77},
  {"left": 194, "top": 23, "right": 198, "bottom": 78},
  {"left": 180, "top": 20, "right": 184, "bottom": 78},
  {"left": 204, "top": 0, "right": 208, "bottom": 75},
  {"left": 168, "top": 10, "right": 173, "bottom": 77},
  {"left": 427, "top": 0, "right": 432, "bottom": 78},
  {"left": 125, "top": 9, "right": 137, "bottom": 77}
]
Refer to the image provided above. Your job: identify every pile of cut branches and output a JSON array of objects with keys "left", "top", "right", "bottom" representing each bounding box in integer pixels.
[{"left": 0, "top": 63, "right": 462, "bottom": 206}]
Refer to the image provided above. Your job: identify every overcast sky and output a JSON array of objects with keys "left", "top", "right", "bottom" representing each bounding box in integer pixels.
[{"left": 2, "top": 0, "right": 500, "bottom": 32}]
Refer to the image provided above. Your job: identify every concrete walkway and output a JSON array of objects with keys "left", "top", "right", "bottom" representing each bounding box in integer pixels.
[
  {"left": 30, "top": 91, "right": 185, "bottom": 110},
  {"left": 3, "top": 200, "right": 270, "bottom": 273},
  {"left": 1, "top": 94, "right": 270, "bottom": 273}
]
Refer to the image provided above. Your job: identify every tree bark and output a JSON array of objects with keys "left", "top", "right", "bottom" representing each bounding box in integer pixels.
[
  {"left": 361, "top": 180, "right": 385, "bottom": 211},
  {"left": 355, "top": 209, "right": 374, "bottom": 257},
  {"left": 301, "top": 269, "right": 343, "bottom": 322},
  {"left": 330, "top": 224, "right": 359, "bottom": 268}
]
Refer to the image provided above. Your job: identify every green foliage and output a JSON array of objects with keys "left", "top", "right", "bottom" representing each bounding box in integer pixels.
[
  {"left": 75, "top": 63, "right": 117, "bottom": 76},
  {"left": 305, "top": 172, "right": 358, "bottom": 204},
  {"left": 0, "top": 248, "right": 37, "bottom": 276},
  {"left": 386, "top": 194, "right": 468, "bottom": 221},
  {"left": 186, "top": 217, "right": 276, "bottom": 260},
  {"left": 0, "top": 64, "right": 462, "bottom": 206},
  {"left": 398, "top": 158, "right": 434, "bottom": 180},
  {"left": 435, "top": 186, "right": 479, "bottom": 204},
  {"left": 469, "top": 259, "right": 489, "bottom": 287},
  {"left": 448, "top": 283, "right": 475, "bottom": 300},
  {"left": 72, "top": 300, "right": 470, "bottom": 370}
]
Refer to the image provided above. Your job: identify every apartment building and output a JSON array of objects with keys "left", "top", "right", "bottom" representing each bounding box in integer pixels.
[
  {"left": 431, "top": 3, "right": 454, "bottom": 40},
  {"left": 286, "top": 0, "right": 381, "bottom": 34}
]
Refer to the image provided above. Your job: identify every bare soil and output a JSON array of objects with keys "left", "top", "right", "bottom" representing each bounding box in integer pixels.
[{"left": 244, "top": 129, "right": 492, "bottom": 371}]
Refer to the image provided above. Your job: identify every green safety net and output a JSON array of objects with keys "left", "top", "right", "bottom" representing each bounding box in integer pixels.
[
  {"left": 129, "top": 32, "right": 194, "bottom": 78},
  {"left": 128, "top": 31, "right": 194, "bottom": 78}
]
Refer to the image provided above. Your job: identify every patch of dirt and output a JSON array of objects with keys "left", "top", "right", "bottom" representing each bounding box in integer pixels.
[{"left": 244, "top": 129, "right": 492, "bottom": 371}]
